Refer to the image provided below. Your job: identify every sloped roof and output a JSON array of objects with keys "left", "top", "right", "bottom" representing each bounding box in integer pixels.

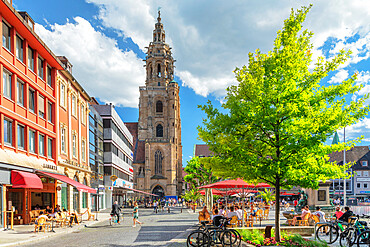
[
  {"left": 194, "top": 144, "right": 213, "bottom": 157},
  {"left": 125, "top": 123, "right": 145, "bottom": 164},
  {"left": 328, "top": 146, "right": 370, "bottom": 170}
]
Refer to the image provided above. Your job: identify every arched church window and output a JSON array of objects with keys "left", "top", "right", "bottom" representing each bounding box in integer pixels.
[
  {"left": 150, "top": 67, "right": 153, "bottom": 79},
  {"left": 155, "top": 150, "right": 163, "bottom": 174},
  {"left": 157, "top": 64, "right": 161, "bottom": 77},
  {"left": 156, "top": 124, "right": 163, "bottom": 137},
  {"left": 156, "top": 101, "right": 163, "bottom": 112}
]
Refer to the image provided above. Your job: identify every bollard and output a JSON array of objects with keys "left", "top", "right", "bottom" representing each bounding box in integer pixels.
[
  {"left": 265, "top": 225, "right": 273, "bottom": 239},
  {"left": 168, "top": 207, "right": 170, "bottom": 213},
  {"left": 181, "top": 207, "right": 183, "bottom": 213}
]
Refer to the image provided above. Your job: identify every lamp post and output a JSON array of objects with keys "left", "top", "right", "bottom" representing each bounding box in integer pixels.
[{"left": 343, "top": 128, "right": 346, "bottom": 206}]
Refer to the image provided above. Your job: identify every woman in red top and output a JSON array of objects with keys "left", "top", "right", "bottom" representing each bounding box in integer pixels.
[{"left": 334, "top": 207, "right": 344, "bottom": 219}]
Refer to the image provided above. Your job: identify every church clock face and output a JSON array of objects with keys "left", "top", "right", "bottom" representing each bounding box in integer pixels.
[{"left": 136, "top": 11, "right": 182, "bottom": 197}]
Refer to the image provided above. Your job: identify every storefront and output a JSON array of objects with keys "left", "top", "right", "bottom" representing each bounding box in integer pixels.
[
  {"left": 6, "top": 170, "right": 54, "bottom": 225},
  {"left": 0, "top": 168, "right": 11, "bottom": 228}
]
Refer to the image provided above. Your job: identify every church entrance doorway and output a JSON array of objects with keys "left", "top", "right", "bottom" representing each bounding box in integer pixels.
[{"left": 152, "top": 185, "right": 165, "bottom": 199}]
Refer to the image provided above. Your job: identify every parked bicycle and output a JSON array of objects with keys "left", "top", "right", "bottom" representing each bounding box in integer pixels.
[
  {"left": 315, "top": 218, "right": 346, "bottom": 244},
  {"left": 339, "top": 216, "right": 368, "bottom": 247},
  {"left": 187, "top": 217, "right": 241, "bottom": 247}
]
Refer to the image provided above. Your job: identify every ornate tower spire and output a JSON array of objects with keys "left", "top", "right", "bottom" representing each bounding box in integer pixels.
[{"left": 145, "top": 10, "right": 175, "bottom": 86}]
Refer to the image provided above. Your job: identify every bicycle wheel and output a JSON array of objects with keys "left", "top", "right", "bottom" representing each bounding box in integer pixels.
[
  {"left": 220, "top": 229, "right": 238, "bottom": 247},
  {"left": 229, "top": 229, "right": 241, "bottom": 247},
  {"left": 340, "top": 227, "right": 357, "bottom": 247},
  {"left": 207, "top": 230, "right": 222, "bottom": 246},
  {"left": 357, "top": 230, "right": 370, "bottom": 247},
  {"left": 187, "top": 230, "right": 209, "bottom": 247},
  {"left": 316, "top": 224, "right": 340, "bottom": 244}
]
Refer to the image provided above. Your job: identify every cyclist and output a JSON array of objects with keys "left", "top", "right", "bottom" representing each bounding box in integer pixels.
[{"left": 111, "top": 201, "right": 121, "bottom": 224}]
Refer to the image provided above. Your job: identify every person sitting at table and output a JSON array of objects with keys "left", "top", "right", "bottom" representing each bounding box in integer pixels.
[
  {"left": 339, "top": 206, "right": 353, "bottom": 223},
  {"left": 235, "top": 206, "right": 243, "bottom": 220},
  {"left": 45, "top": 205, "right": 53, "bottom": 214},
  {"left": 212, "top": 209, "right": 224, "bottom": 227},
  {"left": 334, "top": 206, "right": 344, "bottom": 219},
  {"left": 34, "top": 204, "right": 41, "bottom": 210},
  {"left": 290, "top": 205, "right": 310, "bottom": 226},
  {"left": 219, "top": 205, "right": 227, "bottom": 217},
  {"left": 54, "top": 205, "right": 61, "bottom": 213},
  {"left": 227, "top": 206, "right": 238, "bottom": 219},
  {"left": 312, "top": 206, "right": 326, "bottom": 222},
  {"left": 35, "top": 211, "right": 49, "bottom": 227},
  {"left": 199, "top": 206, "right": 211, "bottom": 223}
]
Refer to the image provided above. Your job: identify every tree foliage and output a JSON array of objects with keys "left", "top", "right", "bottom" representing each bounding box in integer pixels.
[
  {"left": 256, "top": 189, "right": 276, "bottom": 205},
  {"left": 184, "top": 156, "right": 219, "bottom": 190},
  {"left": 183, "top": 188, "right": 202, "bottom": 202},
  {"left": 198, "top": 5, "right": 369, "bottom": 240}
]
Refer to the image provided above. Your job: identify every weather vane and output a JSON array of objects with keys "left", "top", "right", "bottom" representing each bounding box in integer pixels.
[{"left": 158, "top": 6, "right": 161, "bottom": 17}]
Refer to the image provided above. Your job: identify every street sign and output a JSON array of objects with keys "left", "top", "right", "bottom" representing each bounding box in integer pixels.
[{"left": 110, "top": 175, "right": 118, "bottom": 181}]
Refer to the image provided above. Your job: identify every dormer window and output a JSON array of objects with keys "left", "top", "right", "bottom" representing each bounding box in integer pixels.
[{"left": 362, "top": 161, "right": 368, "bottom": 167}]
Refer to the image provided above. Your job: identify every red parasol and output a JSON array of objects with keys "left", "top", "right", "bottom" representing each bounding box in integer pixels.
[
  {"left": 199, "top": 189, "right": 225, "bottom": 196},
  {"left": 227, "top": 189, "right": 259, "bottom": 195},
  {"left": 199, "top": 179, "right": 271, "bottom": 189}
]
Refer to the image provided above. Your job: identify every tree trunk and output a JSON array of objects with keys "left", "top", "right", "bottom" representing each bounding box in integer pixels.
[{"left": 275, "top": 179, "right": 281, "bottom": 241}]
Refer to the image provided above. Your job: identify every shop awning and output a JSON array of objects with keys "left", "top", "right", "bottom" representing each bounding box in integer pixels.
[
  {"left": 11, "top": 170, "right": 43, "bottom": 189},
  {"left": 38, "top": 171, "right": 97, "bottom": 194},
  {"left": 122, "top": 187, "right": 159, "bottom": 197}
]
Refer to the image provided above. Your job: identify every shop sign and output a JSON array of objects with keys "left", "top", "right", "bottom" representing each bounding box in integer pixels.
[
  {"left": 107, "top": 186, "right": 113, "bottom": 191},
  {"left": 43, "top": 163, "right": 57, "bottom": 170},
  {"left": 360, "top": 191, "right": 370, "bottom": 194},
  {"left": 357, "top": 178, "right": 370, "bottom": 182},
  {"left": 110, "top": 175, "right": 118, "bottom": 181}
]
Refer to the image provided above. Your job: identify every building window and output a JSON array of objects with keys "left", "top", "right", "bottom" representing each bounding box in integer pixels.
[
  {"left": 362, "top": 161, "right": 368, "bottom": 167},
  {"left": 155, "top": 150, "right": 163, "bottom": 174},
  {"left": 47, "top": 138, "right": 53, "bottom": 158},
  {"left": 29, "top": 88, "right": 35, "bottom": 112},
  {"left": 72, "top": 95, "right": 76, "bottom": 116},
  {"left": 38, "top": 95, "right": 45, "bottom": 118},
  {"left": 17, "top": 124, "right": 25, "bottom": 149},
  {"left": 61, "top": 127, "right": 66, "bottom": 153},
  {"left": 358, "top": 171, "right": 362, "bottom": 177},
  {"left": 28, "top": 46, "right": 34, "bottom": 71},
  {"left": 29, "top": 129, "right": 35, "bottom": 153},
  {"left": 39, "top": 134, "right": 45, "bottom": 156},
  {"left": 357, "top": 183, "right": 361, "bottom": 188},
  {"left": 72, "top": 134, "right": 77, "bottom": 157},
  {"left": 16, "top": 35, "right": 24, "bottom": 62},
  {"left": 81, "top": 105, "right": 85, "bottom": 124},
  {"left": 3, "top": 69, "right": 12, "bottom": 99},
  {"left": 48, "top": 102, "right": 53, "bottom": 122},
  {"left": 156, "top": 101, "right": 163, "bottom": 113},
  {"left": 38, "top": 57, "right": 44, "bottom": 79},
  {"left": 2, "top": 22, "right": 11, "bottom": 51},
  {"left": 47, "top": 66, "right": 52, "bottom": 87},
  {"left": 17, "top": 79, "right": 24, "bottom": 106},
  {"left": 365, "top": 183, "right": 368, "bottom": 189},
  {"left": 364, "top": 171, "right": 369, "bottom": 177},
  {"left": 156, "top": 124, "right": 163, "bottom": 137},
  {"left": 4, "top": 118, "right": 12, "bottom": 146},
  {"left": 81, "top": 140, "right": 86, "bottom": 162},
  {"left": 60, "top": 83, "right": 66, "bottom": 107}
]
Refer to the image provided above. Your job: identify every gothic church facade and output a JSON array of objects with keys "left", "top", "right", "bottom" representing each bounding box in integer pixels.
[{"left": 126, "top": 11, "right": 183, "bottom": 197}]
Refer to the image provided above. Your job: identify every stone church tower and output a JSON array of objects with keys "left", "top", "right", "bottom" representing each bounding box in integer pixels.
[{"left": 127, "top": 11, "right": 182, "bottom": 197}]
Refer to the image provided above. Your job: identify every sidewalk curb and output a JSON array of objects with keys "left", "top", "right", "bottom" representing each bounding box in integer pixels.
[{"left": 0, "top": 218, "right": 109, "bottom": 247}]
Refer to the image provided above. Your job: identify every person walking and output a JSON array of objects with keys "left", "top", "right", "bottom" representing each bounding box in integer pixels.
[
  {"left": 133, "top": 202, "right": 143, "bottom": 227},
  {"left": 111, "top": 201, "right": 121, "bottom": 224}
]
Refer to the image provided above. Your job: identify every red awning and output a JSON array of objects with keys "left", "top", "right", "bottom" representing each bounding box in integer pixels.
[
  {"left": 11, "top": 171, "right": 43, "bottom": 189},
  {"left": 123, "top": 187, "right": 159, "bottom": 197},
  {"left": 38, "top": 171, "right": 97, "bottom": 194}
]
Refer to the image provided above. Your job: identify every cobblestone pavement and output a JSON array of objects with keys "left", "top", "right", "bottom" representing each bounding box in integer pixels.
[{"left": 22, "top": 207, "right": 198, "bottom": 247}]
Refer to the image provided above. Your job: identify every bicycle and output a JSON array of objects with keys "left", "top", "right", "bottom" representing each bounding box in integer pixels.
[
  {"left": 339, "top": 216, "right": 366, "bottom": 247},
  {"left": 355, "top": 215, "right": 370, "bottom": 247},
  {"left": 109, "top": 212, "right": 123, "bottom": 226},
  {"left": 187, "top": 217, "right": 241, "bottom": 247},
  {"left": 315, "top": 218, "right": 347, "bottom": 244}
]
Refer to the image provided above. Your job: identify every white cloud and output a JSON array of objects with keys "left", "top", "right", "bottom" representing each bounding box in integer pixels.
[
  {"left": 35, "top": 17, "right": 145, "bottom": 108},
  {"left": 84, "top": 0, "right": 370, "bottom": 99},
  {"left": 329, "top": 70, "right": 349, "bottom": 84}
]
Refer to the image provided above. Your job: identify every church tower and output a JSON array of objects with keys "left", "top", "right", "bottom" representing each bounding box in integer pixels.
[{"left": 137, "top": 11, "right": 183, "bottom": 197}]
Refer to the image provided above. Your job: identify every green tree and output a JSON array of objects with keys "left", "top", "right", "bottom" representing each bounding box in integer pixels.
[
  {"left": 198, "top": 5, "right": 369, "bottom": 241},
  {"left": 256, "top": 189, "right": 276, "bottom": 205},
  {"left": 184, "top": 156, "right": 218, "bottom": 190}
]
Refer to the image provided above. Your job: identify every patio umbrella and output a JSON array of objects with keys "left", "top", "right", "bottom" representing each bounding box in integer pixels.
[
  {"left": 199, "top": 179, "right": 271, "bottom": 227},
  {"left": 199, "top": 189, "right": 225, "bottom": 196}
]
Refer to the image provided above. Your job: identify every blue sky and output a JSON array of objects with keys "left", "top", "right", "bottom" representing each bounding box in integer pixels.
[{"left": 13, "top": 0, "right": 370, "bottom": 166}]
